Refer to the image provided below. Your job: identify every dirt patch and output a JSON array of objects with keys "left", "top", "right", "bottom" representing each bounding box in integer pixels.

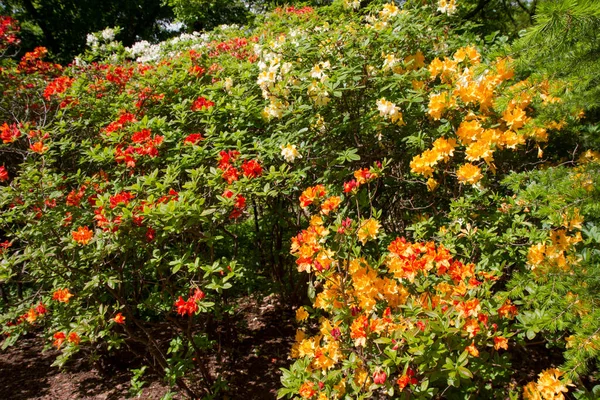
[{"left": 0, "top": 294, "right": 296, "bottom": 399}]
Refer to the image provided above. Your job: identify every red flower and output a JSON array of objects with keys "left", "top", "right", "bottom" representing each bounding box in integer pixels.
[
  {"left": 43, "top": 76, "right": 74, "bottom": 100},
  {"left": 112, "top": 313, "right": 126, "bottom": 324},
  {"left": 189, "top": 65, "right": 206, "bottom": 75},
  {"left": 110, "top": 191, "right": 135, "bottom": 209},
  {"left": 218, "top": 150, "right": 240, "bottom": 169},
  {"left": 234, "top": 194, "right": 246, "bottom": 210},
  {"left": 145, "top": 227, "right": 156, "bottom": 242},
  {"left": 67, "top": 332, "right": 80, "bottom": 345},
  {"left": 66, "top": 186, "right": 86, "bottom": 207},
  {"left": 183, "top": 133, "right": 204, "bottom": 145},
  {"left": 222, "top": 167, "right": 239, "bottom": 184},
  {"left": 222, "top": 189, "right": 234, "bottom": 198},
  {"left": 397, "top": 367, "right": 418, "bottom": 391},
  {"left": 35, "top": 303, "right": 48, "bottom": 315},
  {"left": 343, "top": 179, "right": 358, "bottom": 193},
  {"left": 191, "top": 288, "right": 205, "bottom": 301},
  {"left": 174, "top": 296, "right": 199, "bottom": 317},
  {"left": 131, "top": 128, "right": 152, "bottom": 144},
  {"left": 30, "top": 141, "right": 48, "bottom": 154},
  {"left": 241, "top": 159, "right": 263, "bottom": 178},
  {"left": 373, "top": 370, "right": 387, "bottom": 385},
  {"left": 191, "top": 96, "right": 215, "bottom": 111},
  {"left": 0, "top": 166, "right": 8, "bottom": 181}
]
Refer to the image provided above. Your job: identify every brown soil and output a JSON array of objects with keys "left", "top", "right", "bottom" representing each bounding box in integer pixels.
[{"left": 0, "top": 294, "right": 296, "bottom": 400}]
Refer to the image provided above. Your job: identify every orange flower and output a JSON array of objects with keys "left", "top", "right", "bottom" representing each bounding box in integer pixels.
[
  {"left": 320, "top": 196, "right": 341, "bottom": 215},
  {"left": 30, "top": 141, "right": 48, "bottom": 154},
  {"left": 350, "top": 315, "right": 369, "bottom": 346},
  {"left": 299, "top": 185, "right": 326, "bottom": 208},
  {"left": 67, "top": 332, "right": 80, "bottom": 345},
  {"left": 298, "top": 381, "right": 316, "bottom": 399},
  {"left": 25, "top": 308, "right": 37, "bottom": 323},
  {"left": 112, "top": 313, "right": 126, "bottom": 324},
  {"left": 53, "top": 332, "right": 66, "bottom": 348},
  {"left": 463, "top": 319, "right": 480, "bottom": 338},
  {"left": 497, "top": 299, "right": 518, "bottom": 319},
  {"left": 72, "top": 226, "right": 93, "bottom": 245},
  {"left": 466, "top": 341, "right": 479, "bottom": 357},
  {"left": 52, "top": 288, "right": 74, "bottom": 303},
  {"left": 494, "top": 336, "right": 508, "bottom": 350}
]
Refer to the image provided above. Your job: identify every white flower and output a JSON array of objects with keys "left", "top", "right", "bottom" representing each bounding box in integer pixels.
[
  {"left": 86, "top": 34, "right": 98, "bottom": 47},
  {"left": 382, "top": 53, "right": 399, "bottom": 71},
  {"left": 376, "top": 98, "right": 404, "bottom": 124},
  {"left": 262, "top": 99, "right": 286, "bottom": 120},
  {"left": 224, "top": 77, "right": 233, "bottom": 92},
  {"left": 344, "top": 0, "right": 361, "bottom": 10},
  {"left": 437, "top": 0, "right": 457, "bottom": 15},
  {"left": 281, "top": 144, "right": 301, "bottom": 162},
  {"left": 101, "top": 28, "right": 115, "bottom": 41}
]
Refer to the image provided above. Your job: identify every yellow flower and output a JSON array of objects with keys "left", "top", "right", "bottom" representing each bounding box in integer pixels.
[
  {"left": 536, "top": 368, "right": 570, "bottom": 400},
  {"left": 527, "top": 243, "right": 546, "bottom": 267},
  {"left": 456, "top": 163, "right": 483, "bottom": 185},
  {"left": 358, "top": 219, "right": 380, "bottom": 244},
  {"left": 427, "top": 92, "right": 454, "bottom": 119},
  {"left": 296, "top": 306, "right": 309, "bottom": 322},
  {"left": 523, "top": 382, "right": 542, "bottom": 400},
  {"left": 426, "top": 178, "right": 438, "bottom": 192}
]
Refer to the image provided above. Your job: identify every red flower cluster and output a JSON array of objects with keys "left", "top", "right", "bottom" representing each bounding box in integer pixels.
[
  {"left": 66, "top": 186, "right": 86, "bottom": 207},
  {"left": 103, "top": 112, "right": 137, "bottom": 135},
  {"left": 1, "top": 122, "right": 21, "bottom": 143},
  {"left": 343, "top": 166, "right": 379, "bottom": 193},
  {"left": 191, "top": 96, "right": 215, "bottom": 111},
  {"left": 106, "top": 66, "right": 134, "bottom": 87},
  {"left": 43, "top": 76, "right": 74, "bottom": 100},
  {"left": 134, "top": 87, "right": 164, "bottom": 108},
  {"left": 218, "top": 150, "right": 241, "bottom": 184},
  {"left": 207, "top": 37, "right": 255, "bottom": 60},
  {"left": 0, "top": 16, "right": 20, "bottom": 49},
  {"left": 52, "top": 288, "right": 74, "bottom": 303},
  {"left": 189, "top": 65, "right": 206, "bottom": 75},
  {"left": 114, "top": 129, "right": 164, "bottom": 168},
  {"left": 174, "top": 288, "right": 206, "bottom": 317},
  {"left": 228, "top": 191, "right": 246, "bottom": 219},
  {"left": 0, "top": 166, "right": 8, "bottom": 181},
  {"left": 109, "top": 191, "right": 135, "bottom": 209},
  {"left": 396, "top": 367, "right": 418, "bottom": 391},
  {"left": 241, "top": 159, "right": 263, "bottom": 178},
  {"left": 183, "top": 133, "right": 204, "bottom": 145},
  {"left": 53, "top": 331, "right": 80, "bottom": 348},
  {"left": 373, "top": 370, "right": 387, "bottom": 385},
  {"left": 275, "top": 6, "right": 314, "bottom": 15},
  {"left": 18, "top": 47, "right": 61, "bottom": 75}
]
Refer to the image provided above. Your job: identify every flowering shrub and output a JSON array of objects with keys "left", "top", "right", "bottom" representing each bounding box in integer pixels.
[
  {"left": 0, "top": 0, "right": 598, "bottom": 398},
  {"left": 279, "top": 171, "right": 517, "bottom": 398}
]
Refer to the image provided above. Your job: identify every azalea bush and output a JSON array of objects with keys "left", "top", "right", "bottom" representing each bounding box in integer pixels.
[
  {"left": 0, "top": 0, "right": 599, "bottom": 399},
  {"left": 279, "top": 173, "right": 518, "bottom": 399}
]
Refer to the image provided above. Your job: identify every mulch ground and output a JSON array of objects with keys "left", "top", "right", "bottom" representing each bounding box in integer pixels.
[{"left": 0, "top": 294, "right": 296, "bottom": 400}]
